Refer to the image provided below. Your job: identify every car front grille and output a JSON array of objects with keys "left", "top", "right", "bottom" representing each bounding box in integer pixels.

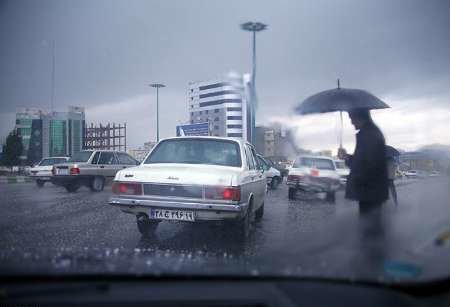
[{"left": 143, "top": 184, "right": 203, "bottom": 199}]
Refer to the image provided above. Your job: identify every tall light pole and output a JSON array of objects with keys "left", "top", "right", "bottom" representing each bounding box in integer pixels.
[
  {"left": 241, "top": 21, "right": 267, "bottom": 145},
  {"left": 148, "top": 83, "right": 166, "bottom": 142}
]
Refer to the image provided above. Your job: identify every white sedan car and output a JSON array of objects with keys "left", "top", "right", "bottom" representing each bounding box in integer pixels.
[
  {"left": 108, "top": 137, "right": 266, "bottom": 238},
  {"left": 287, "top": 155, "right": 341, "bottom": 202},
  {"left": 29, "top": 157, "right": 69, "bottom": 187}
]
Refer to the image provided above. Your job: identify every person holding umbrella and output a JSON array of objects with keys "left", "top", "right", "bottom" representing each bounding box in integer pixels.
[
  {"left": 337, "top": 109, "right": 389, "bottom": 213},
  {"left": 295, "top": 81, "right": 390, "bottom": 215}
]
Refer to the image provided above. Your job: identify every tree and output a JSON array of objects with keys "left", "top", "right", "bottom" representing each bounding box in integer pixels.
[{"left": 1, "top": 130, "right": 23, "bottom": 168}]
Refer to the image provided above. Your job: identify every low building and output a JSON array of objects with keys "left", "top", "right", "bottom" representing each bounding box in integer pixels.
[
  {"left": 128, "top": 141, "right": 156, "bottom": 162},
  {"left": 255, "top": 125, "right": 299, "bottom": 160}
]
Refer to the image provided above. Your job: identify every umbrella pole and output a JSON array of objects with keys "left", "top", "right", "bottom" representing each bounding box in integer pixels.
[{"left": 339, "top": 111, "right": 343, "bottom": 149}]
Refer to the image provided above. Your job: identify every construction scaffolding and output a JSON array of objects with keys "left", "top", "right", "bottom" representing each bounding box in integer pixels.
[{"left": 83, "top": 123, "right": 127, "bottom": 151}]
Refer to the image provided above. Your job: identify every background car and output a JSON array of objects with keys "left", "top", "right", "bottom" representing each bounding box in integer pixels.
[
  {"left": 109, "top": 137, "right": 266, "bottom": 238},
  {"left": 286, "top": 156, "right": 341, "bottom": 202},
  {"left": 256, "top": 154, "right": 282, "bottom": 190},
  {"left": 334, "top": 159, "right": 350, "bottom": 186},
  {"left": 404, "top": 170, "right": 419, "bottom": 178},
  {"left": 29, "top": 157, "right": 69, "bottom": 187},
  {"left": 51, "top": 150, "right": 139, "bottom": 192}
]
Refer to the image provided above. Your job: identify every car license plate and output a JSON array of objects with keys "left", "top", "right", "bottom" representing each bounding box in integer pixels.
[
  {"left": 150, "top": 208, "right": 195, "bottom": 222},
  {"left": 57, "top": 169, "right": 68, "bottom": 175}
]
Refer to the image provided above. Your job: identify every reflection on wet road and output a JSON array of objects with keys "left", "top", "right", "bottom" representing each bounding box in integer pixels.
[{"left": 0, "top": 178, "right": 449, "bottom": 281}]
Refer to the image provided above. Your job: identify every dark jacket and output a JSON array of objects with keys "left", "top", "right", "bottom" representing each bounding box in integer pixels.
[{"left": 345, "top": 121, "right": 389, "bottom": 203}]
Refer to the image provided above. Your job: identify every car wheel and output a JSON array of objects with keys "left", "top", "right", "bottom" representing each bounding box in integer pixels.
[
  {"left": 136, "top": 214, "right": 159, "bottom": 237},
  {"left": 326, "top": 191, "right": 336, "bottom": 203},
  {"left": 36, "top": 180, "right": 45, "bottom": 188},
  {"left": 235, "top": 201, "right": 254, "bottom": 239},
  {"left": 271, "top": 177, "right": 280, "bottom": 190},
  {"left": 255, "top": 202, "right": 264, "bottom": 220},
  {"left": 64, "top": 183, "right": 80, "bottom": 193},
  {"left": 90, "top": 176, "right": 105, "bottom": 192},
  {"left": 288, "top": 187, "right": 296, "bottom": 200}
]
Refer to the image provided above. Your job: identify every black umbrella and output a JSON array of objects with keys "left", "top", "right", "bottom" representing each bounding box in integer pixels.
[
  {"left": 295, "top": 80, "right": 390, "bottom": 147},
  {"left": 386, "top": 145, "right": 400, "bottom": 158}
]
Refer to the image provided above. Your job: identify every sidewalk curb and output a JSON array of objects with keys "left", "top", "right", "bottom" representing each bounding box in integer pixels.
[{"left": 0, "top": 176, "right": 34, "bottom": 184}]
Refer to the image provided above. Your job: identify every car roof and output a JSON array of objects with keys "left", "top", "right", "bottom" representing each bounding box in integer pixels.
[
  {"left": 42, "top": 156, "right": 69, "bottom": 159},
  {"left": 160, "top": 136, "right": 246, "bottom": 146},
  {"left": 80, "top": 150, "right": 121, "bottom": 153},
  {"left": 296, "top": 155, "right": 335, "bottom": 161}
]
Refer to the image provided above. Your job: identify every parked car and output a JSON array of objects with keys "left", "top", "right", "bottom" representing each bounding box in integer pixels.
[
  {"left": 404, "top": 170, "right": 419, "bottom": 178},
  {"left": 256, "top": 154, "right": 282, "bottom": 190},
  {"left": 334, "top": 159, "right": 350, "bottom": 186},
  {"left": 51, "top": 150, "right": 139, "bottom": 192},
  {"left": 429, "top": 171, "right": 441, "bottom": 177},
  {"left": 29, "top": 157, "right": 69, "bottom": 187},
  {"left": 286, "top": 156, "right": 340, "bottom": 202},
  {"left": 108, "top": 137, "right": 266, "bottom": 238}
]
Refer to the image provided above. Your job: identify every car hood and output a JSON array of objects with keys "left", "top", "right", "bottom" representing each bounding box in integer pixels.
[{"left": 115, "top": 164, "right": 243, "bottom": 186}]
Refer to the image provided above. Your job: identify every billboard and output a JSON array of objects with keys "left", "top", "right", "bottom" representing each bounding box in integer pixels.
[{"left": 176, "top": 122, "right": 209, "bottom": 137}]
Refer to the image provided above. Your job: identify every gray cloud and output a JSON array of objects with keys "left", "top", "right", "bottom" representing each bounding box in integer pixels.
[{"left": 1, "top": 0, "right": 450, "bottom": 148}]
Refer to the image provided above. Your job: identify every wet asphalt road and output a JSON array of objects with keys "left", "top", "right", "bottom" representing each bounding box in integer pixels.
[{"left": 0, "top": 177, "right": 449, "bottom": 280}]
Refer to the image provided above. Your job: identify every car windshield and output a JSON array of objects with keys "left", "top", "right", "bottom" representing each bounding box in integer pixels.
[
  {"left": 294, "top": 157, "right": 335, "bottom": 170},
  {"left": 38, "top": 158, "right": 66, "bottom": 166},
  {"left": 144, "top": 139, "right": 241, "bottom": 167},
  {"left": 1, "top": 0, "right": 450, "bottom": 291},
  {"left": 68, "top": 151, "right": 93, "bottom": 163}
]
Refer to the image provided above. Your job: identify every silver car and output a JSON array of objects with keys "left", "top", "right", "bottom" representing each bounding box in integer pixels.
[{"left": 51, "top": 150, "right": 139, "bottom": 192}]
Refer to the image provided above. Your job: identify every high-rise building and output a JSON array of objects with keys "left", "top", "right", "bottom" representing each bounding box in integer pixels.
[
  {"left": 188, "top": 73, "right": 251, "bottom": 140},
  {"left": 15, "top": 108, "right": 43, "bottom": 161},
  {"left": 15, "top": 106, "right": 85, "bottom": 164}
]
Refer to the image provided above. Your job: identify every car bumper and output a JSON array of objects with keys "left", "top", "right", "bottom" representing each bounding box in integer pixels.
[
  {"left": 30, "top": 175, "right": 52, "bottom": 181},
  {"left": 51, "top": 175, "right": 92, "bottom": 186},
  {"left": 286, "top": 181, "right": 340, "bottom": 192},
  {"left": 108, "top": 196, "right": 248, "bottom": 221}
]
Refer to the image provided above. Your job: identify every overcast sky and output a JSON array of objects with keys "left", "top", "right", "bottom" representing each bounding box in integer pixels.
[{"left": 1, "top": 0, "right": 449, "bottom": 153}]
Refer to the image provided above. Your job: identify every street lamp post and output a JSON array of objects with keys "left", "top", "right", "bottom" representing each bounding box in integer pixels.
[
  {"left": 241, "top": 21, "right": 267, "bottom": 145},
  {"left": 148, "top": 83, "right": 166, "bottom": 143}
]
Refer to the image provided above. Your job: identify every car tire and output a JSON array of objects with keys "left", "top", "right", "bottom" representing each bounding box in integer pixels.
[
  {"left": 90, "top": 176, "right": 105, "bottom": 192},
  {"left": 288, "top": 187, "right": 296, "bottom": 200},
  {"left": 36, "top": 180, "right": 45, "bottom": 188},
  {"left": 326, "top": 191, "right": 336, "bottom": 203},
  {"left": 255, "top": 202, "right": 264, "bottom": 220},
  {"left": 136, "top": 214, "right": 159, "bottom": 237},
  {"left": 65, "top": 183, "right": 80, "bottom": 193},
  {"left": 235, "top": 201, "right": 254, "bottom": 240},
  {"left": 271, "top": 177, "right": 280, "bottom": 190}
]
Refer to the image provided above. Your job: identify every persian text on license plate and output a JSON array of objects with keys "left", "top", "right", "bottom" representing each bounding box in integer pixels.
[{"left": 150, "top": 208, "right": 195, "bottom": 222}]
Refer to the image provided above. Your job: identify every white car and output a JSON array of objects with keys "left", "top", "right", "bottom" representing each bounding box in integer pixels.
[
  {"left": 108, "top": 137, "right": 266, "bottom": 238},
  {"left": 256, "top": 154, "right": 282, "bottom": 189},
  {"left": 29, "top": 157, "right": 69, "bottom": 187},
  {"left": 405, "top": 170, "right": 419, "bottom": 178},
  {"left": 286, "top": 156, "right": 341, "bottom": 202},
  {"left": 334, "top": 159, "right": 350, "bottom": 186}
]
